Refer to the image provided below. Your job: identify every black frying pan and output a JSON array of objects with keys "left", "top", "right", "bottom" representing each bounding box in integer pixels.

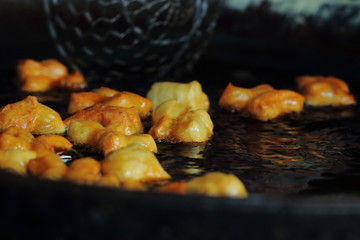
[{"left": 2, "top": 1, "right": 360, "bottom": 239}]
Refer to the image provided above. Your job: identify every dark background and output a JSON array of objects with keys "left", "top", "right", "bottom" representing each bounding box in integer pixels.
[{"left": 2, "top": 0, "right": 360, "bottom": 89}]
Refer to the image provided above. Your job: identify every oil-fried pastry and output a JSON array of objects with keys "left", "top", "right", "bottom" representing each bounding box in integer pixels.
[
  {"left": 66, "top": 120, "right": 104, "bottom": 145},
  {"left": 149, "top": 100, "right": 213, "bottom": 143},
  {"left": 157, "top": 172, "right": 248, "bottom": 198},
  {"left": 219, "top": 83, "right": 274, "bottom": 111},
  {"left": 219, "top": 83, "right": 305, "bottom": 121},
  {"left": 0, "top": 149, "right": 37, "bottom": 175},
  {"left": 67, "top": 120, "right": 157, "bottom": 154},
  {"left": 64, "top": 104, "right": 143, "bottom": 134},
  {"left": 0, "top": 127, "right": 71, "bottom": 158},
  {"left": 31, "top": 135, "right": 73, "bottom": 157},
  {"left": 65, "top": 157, "right": 101, "bottom": 185},
  {"left": 17, "top": 59, "right": 86, "bottom": 92},
  {"left": 97, "top": 174, "right": 121, "bottom": 187},
  {"left": 0, "top": 96, "right": 65, "bottom": 134},
  {"left": 296, "top": 76, "right": 356, "bottom": 106},
  {"left": 0, "top": 127, "right": 34, "bottom": 150},
  {"left": 102, "top": 144, "right": 170, "bottom": 182},
  {"left": 186, "top": 172, "right": 248, "bottom": 198},
  {"left": 28, "top": 153, "right": 67, "bottom": 180},
  {"left": 68, "top": 87, "right": 152, "bottom": 117},
  {"left": 59, "top": 71, "right": 87, "bottom": 91},
  {"left": 246, "top": 90, "right": 305, "bottom": 121},
  {"left": 147, "top": 80, "right": 210, "bottom": 111},
  {"left": 32, "top": 135, "right": 73, "bottom": 152}
]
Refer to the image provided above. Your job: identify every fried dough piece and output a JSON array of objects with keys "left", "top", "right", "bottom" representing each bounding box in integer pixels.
[
  {"left": 67, "top": 92, "right": 108, "bottom": 115},
  {"left": 219, "top": 83, "right": 274, "bottom": 111},
  {"left": 0, "top": 96, "right": 65, "bottom": 134},
  {"left": 17, "top": 59, "right": 67, "bottom": 92},
  {"left": 31, "top": 135, "right": 73, "bottom": 157},
  {"left": 147, "top": 80, "right": 210, "bottom": 111},
  {"left": 186, "top": 172, "right": 248, "bottom": 198},
  {"left": 0, "top": 127, "right": 71, "bottom": 158},
  {"left": 0, "top": 127, "right": 34, "bottom": 150},
  {"left": 67, "top": 120, "right": 156, "bottom": 154},
  {"left": 59, "top": 71, "right": 87, "bottom": 91},
  {"left": 97, "top": 174, "right": 121, "bottom": 187},
  {"left": 102, "top": 144, "right": 170, "bottom": 182},
  {"left": 95, "top": 130, "right": 157, "bottom": 155},
  {"left": 27, "top": 153, "right": 67, "bottom": 180},
  {"left": 156, "top": 181, "right": 187, "bottom": 195},
  {"left": 66, "top": 120, "right": 105, "bottom": 145},
  {"left": 32, "top": 135, "right": 73, "bottom": 151},
  {"left": 93, "top": 87, "right": 119, "bottom": 97},
  {"left": 64, "top": 104, "right": 143, "bottom": 134},
  {"left": 157, "top": 172, "right": 247, "bottom": 198},
  {"left": 17, "top": 59, "right": 86, "bottom": 92},
  {"left": 67, "top": 87, "right": 152, "bottom": 117},
  {"left": 246, "top": 90, "right": 305, "bottom": 121},
  {"left": 0, "top": 149, "right": 37, "bottom": 175},
  {"left": 65, "top": 157, "right": 101, "bottom": 185},
  {"left": 18, "top": 59, "right": 67, "bottom": 81},
  {"left": 149, "top": 100, "right": 213, "bottom": 143},
  {"left": 296, "top": 76, "right": 356, "bottom": 106}
]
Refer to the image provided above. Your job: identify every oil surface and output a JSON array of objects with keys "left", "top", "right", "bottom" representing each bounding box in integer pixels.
[
  {"left": 159, "top": 105, "right": 360, "bottom": 195},
  {"left": 2, "top": 76, "right": 360, "bottom": 196}
]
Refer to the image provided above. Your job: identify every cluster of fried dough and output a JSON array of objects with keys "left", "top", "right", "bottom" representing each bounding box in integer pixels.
[
  {"left": 64, "top": 104, "right": 144, "bottom": 135},
  {"left": 0, "top": 127, "right": 72, "bottom": 175},
  {"left": 219, "top": 83, "right": 275, "bottom": 111},
  {"left": 0, "top": 126, "right": 169, "bottom": 188},
  {"left": 17, "top": 59, "right": 87, "bottom": 92},
  {"left": 0, "top": 94, "right": 169, "bottom": 189},
  {"left": 296, "top": 76, "right": 356, "bottom": 106},
  {"left": 2, "top": 77, "right": 250, "bottom": 198},
  {"left": 219, "top": 83, "right": 305, "bottom": 121},
  {"left": 68, "top": 87, "right": 152, "bottom": 117},
  {"left": 67, "top": 120, "right": 157, "bottom": 155},
  {"left": 149, "top": 100, "right": 214, "bottom": 143},
  {"left": 219, "top": 76, "right": 355, "bottom": 120},
  {"left": 147, "top": 81, "right": 214, "bottom": 143}
]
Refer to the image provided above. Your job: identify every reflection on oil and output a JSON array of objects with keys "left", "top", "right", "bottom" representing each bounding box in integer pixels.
[{"left": 157, "top": 105, "right": 360, "bottom": 195}]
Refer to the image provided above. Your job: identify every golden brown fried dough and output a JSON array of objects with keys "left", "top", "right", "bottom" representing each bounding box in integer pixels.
[
  {"left": 97, "top": 174, "right": 121, "bottom": 187},
  {"left": 296, "top": 76, "right": 356, "bottom": 106},
  {"left": 0, "top": 127, "right": 34, "bottom": 150},
  {"left": 27, "top": 153, "right": 67, "bottom": 180},
  {"left": 0, "top": 149, "right": 36, "bottom": 175},
  {"left": 68, "top": 92, "right": 108, "bottom": 115},
  {"left": 149, "top": 100, "right": 213, "bottom": 143},
  {"left": 147, "top": 80, "right": 210, "bottom": 111},
  {"left": 246, "top": 90, "right": 305, "bottom": 121},
  {"left": 66, "top": 120, "right": 105, "bottom": 145},
  {"left": 95, "top": 130, "right": 157, "bottom": 155},
  {"left": 157, "top": 172, "right": 248, "bottom": 198},
  {"left": 65, "top": 157, "right": 101, "bottom": 185},
  {"left": 186, "top": 172, "right": 248, "bottom": 198},
  {"left": 67, "top": 120, "right": 156, "bottom": 154},
  {"left": 219, "top": 83, "right": 274, "bottom": 111},
  {"left": 0, "top": 96, "right": 65, "bottom": 134},
  {"left": 59, "top": 71, "right": 87, "bottom": 91},
  {"left": 64, "top": 104, "right": 143, "bottom": 134},
  {"left": 102, "top": 145, "right": 170, "bottom": 182},
  {"left": 17, "top": 59, "right": 86, "bottom": 92},
  {"left": 31, "top": 135, "right": 73, "bottom": 157},
  {"left": 32, "top": 135, "right": 73, "bottom": 151},
  {"left": 68, "top": 87, "right": 152, "bottom": 117}
]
